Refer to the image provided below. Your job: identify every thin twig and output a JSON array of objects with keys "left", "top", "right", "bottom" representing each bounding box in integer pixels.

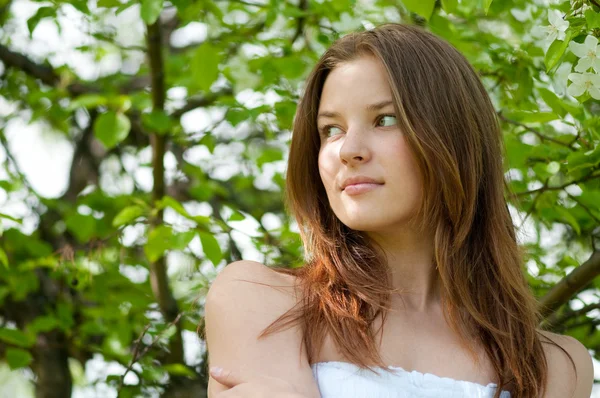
[
  {"left": 498, "top": 112, "right": 575, "bottom": 149},
  {"left": 515, "top": 170, "right": 600, "bottom": 197},
  {"left": 117, "top": 312, "right": 184, "bottom": 393}
]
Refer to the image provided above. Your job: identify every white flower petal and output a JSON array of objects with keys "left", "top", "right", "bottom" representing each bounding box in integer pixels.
[
  {"left": 593, "top": 58, "right": 600, "bottom": 74},
  {"left": 575, "top": 58, "right": 593, "bottom": 72},
  {"left": 568, "top": 73, "right": 585, "bottom": 84},
  {"left": 567, "top": 83, "right": 585, "bottom": 97},
  {"left": 548, "top": 9, "right": 563, "bottom": 25},
  {"left": 552, "top": 62, "right": 572, "bottom": 96},
  {"left": 588, "top": 86, "right": 600, "bottom": 100},
  {"left": 557, "top": 30, "right": 566, "bottom": 41},
  {"left": 556, "top": 19, "right": 569, "bottom": 30},
  {"left": 531, "top": 25, "right": 549, "bottom": 39},
  {"left": 548, "top": 30, "right": 558, "bottom": 43},
  {"left": 583, "top": 35, "right": 599, "bottom": 50},
  {"left": 588, "top": 73, "right": 600, "bottom": 87},
  {"left": 569, "top": 41, "right": 589, "bottom": 58}
]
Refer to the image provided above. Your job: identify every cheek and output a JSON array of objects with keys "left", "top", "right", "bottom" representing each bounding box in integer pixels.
[
  {"left": 384, "top": 138, "right": 420, "bottom": 185},
  {"left": 318, "top": 149, "right": 337, "bottom": 188}
]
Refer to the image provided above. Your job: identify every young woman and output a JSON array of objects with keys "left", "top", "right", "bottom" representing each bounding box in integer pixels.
[{"left": 204, "top": 23, "right": 594, "bottom": 398}]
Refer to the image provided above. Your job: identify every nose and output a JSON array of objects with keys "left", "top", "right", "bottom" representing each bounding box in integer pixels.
[{"left": 339, "top": 128, "right": 370, "bottom": 165}]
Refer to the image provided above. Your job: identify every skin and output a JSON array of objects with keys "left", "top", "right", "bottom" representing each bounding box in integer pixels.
[{"left": 317, "top": 54, "right": 441, "bottom": 313}]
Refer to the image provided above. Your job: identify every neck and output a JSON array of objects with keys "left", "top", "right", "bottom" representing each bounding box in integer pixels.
[{"left": 367, "top": 228, "right": 440, "bottom": 313}]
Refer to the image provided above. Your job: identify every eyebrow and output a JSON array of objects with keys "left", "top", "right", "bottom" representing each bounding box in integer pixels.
[{"left": 317, "top": 100, "right": 394, "bottom": 120}]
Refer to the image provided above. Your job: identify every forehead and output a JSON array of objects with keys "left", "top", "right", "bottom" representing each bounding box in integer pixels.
[{"left": 319, "top": 56, "right": 393, "bottom": 110}]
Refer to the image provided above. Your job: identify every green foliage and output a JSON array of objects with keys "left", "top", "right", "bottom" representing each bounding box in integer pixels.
[
  {"left": 94, "top": 111, "right": 132, "bottom": 149},
  {"left": 0, "top": 0, "right": 599, "bottom": 396},
  {"left": 141, "top": 0, "right": 164, "bottom": 25},
  {"left": 5, "top": 348, "right": 33, "bottom": 370}
]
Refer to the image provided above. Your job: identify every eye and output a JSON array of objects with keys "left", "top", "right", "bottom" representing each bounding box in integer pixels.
[
  {"left": 377, "top": 115, "right": 396, "bottom": 127},
  {"left": 320, "top": 125, "right": 343, "bottom": 137}
]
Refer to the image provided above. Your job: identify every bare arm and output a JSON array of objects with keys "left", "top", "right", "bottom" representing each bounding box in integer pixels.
[{"left": 205, "top": 260, "right": 321, "bottom": 398}]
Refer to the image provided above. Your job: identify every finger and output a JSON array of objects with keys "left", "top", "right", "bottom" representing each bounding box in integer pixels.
[{"left": 210, "top": 366, "right": 243, "bottom": 388}]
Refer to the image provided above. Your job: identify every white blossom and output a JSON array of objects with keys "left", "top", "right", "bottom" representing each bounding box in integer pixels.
[
  {"left": 567, "top": 72, "right": 600, "bottom": 100},
  {"left": 568, "top": 35, "right": 600, "bottom": 73},
  {"left": 510, "top": 5, "right": 535, "bottom": 22},
  {"left": 531, "top": 9, "right": 569, "bottom": 43},
  {"left": 552, "top": 61, "right": 573, "bottom": 96}
]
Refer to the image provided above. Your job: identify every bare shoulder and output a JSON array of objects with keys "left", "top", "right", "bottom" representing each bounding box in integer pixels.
[
  {"left": 205, "top": 260, "right": 318, "bottom": 398},
  {"left": 207, "top": 259, "right": 298, "bottom": 304},
  {"left": 538, "top": 329, "right": 594, "bottom": 398}
]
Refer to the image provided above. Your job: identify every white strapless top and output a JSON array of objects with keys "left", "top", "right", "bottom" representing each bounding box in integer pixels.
[{"left": 311, "top": 361, "right": 512, "bottom": 398}]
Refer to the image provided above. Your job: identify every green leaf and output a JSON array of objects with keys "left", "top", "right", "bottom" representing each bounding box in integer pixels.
[
  {"left": 192, "top": 43, "right": 221, "bottom": 92},
  {"left": 0, "top": 212, "right": 22, "bottom": 223},
  {"left": 141, "top": 0, "right": 163, "bottom": 24},
  {"left": 402, "top": 0, "right": 435, "bottom": 20},
  {"left": 0, "top": 247, "right": 8, "bottom": 268},
  {"left": 199, "top": 134, "right": 216, "bottom": 154},
  {"left": 227, "top": 209, "right": 245, "bottom": 222},
  {"left": 68, "top": 94, "right": 108, "bottom": 110},
  {"left": 440, "top": 0, "right": 458, "bottom": 14},
  {"left": 545, "top": 31, "right": 572, "bottom": 74},
  {"left": 504, "top": 110, "right": 559, "bottom": 124},
  {"left": 144, "top": 225, "right": 173, "bottom": 262},
  {"left": 199, "top": 231, "right": 222, "bottom": 266},
  {"left": 142, "top": 110, "right": 173, "bottom": 135},
  {"left": 97, "top": 0, "right": 123, "bottom": 7},
  {"left": 56, "top": 301, "right": 75, "bottom": 330},
  {"left": 585, "top": 9, "right": 600, "bottom": 29},
  {"left": 158, "top": 196, "right": 211, "bottom": 225},
  {"left": 0, "top": 328, "right": 34, "bottom": 348},
  {"left": 144, "top": 226, "right": 195, "bottom": 261},
  {"left": 28, "top": 315, "right": 61, "bottom": 333},
  {"left": 157, "top": 196, "right": 190, "bottom": 218},
  {"left": 556, "top": 207, "right": 581, "bottom": 235},
  {"left": 113, "top": 206, "right": 146, "bottom": 227},
  {"left": 27, "top": 6, "right": 56, "bottom": 37},
  {"left": 257, "top": 147, "right": 283, "bottom": 167},
  {"left": 65, "top": 213, "right": 96, "bottom": 243},
  {"left": 163, "top": 363, "right": 197, "bottom": 377},
  {"left": 482, "top": 0, "right": 493, "bottom": 14},
  {"left": 537, "top": 88, "right": 567, "bottom": 118},
  {"left": 6, "top": 348, "right": 33, "bottom": 370},
  {"left": 171, "top": 230, "right": 196, "bottom": 251},
  {"left": 566, "top": 146, "right": 600, "bottom": 172},
  {"left": 94, "top": 111, "right": 131, "bottom": 149}
]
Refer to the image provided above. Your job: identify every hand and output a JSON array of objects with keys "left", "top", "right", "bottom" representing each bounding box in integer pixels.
[{"left": 210, "top": 366, "right": 308, "bottom": 398}]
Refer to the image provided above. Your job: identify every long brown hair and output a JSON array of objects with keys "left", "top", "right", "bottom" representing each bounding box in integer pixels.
[{"left": 250, "top": 23, "right": 574, "bottom": 398}]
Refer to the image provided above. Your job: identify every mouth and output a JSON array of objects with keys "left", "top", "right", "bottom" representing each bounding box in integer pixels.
[{"left": 342, "top": 183, "right": 383, "bottom": 195}]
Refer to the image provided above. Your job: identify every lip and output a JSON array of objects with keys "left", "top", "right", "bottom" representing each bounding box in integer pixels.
[
  {"left": 340, "top": 175, "right": 384, "bottom": 190},
  {"left": 343, "top": 183, "right": 382, "bottom": 196}
]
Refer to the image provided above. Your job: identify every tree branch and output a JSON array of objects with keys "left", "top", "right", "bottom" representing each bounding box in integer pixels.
[
  {"left": 290, "top": 0, "right": 308, "bottom": 46},
  {"left": 170, "top": 87, "right": 234, "bottom": 119},
  {"left": 0, "top": 43, "right": 97, "bottom": 96},
  {"left": 146, "top": 17, "right": 184, "bottom": 365},
  {"left": 539, "top": 250, "right": 600, "bottom": 320},
  {"left": 498, "top": 112, "right": 576, "bottom": 149},
  {"left": 514, "top": 169, "right": 600, "bottom": 198},
  {"left": 543, "top": 302, "right": 600, "bottom": 330},
  {"left": 0, "top": 43, "right": 149, "bottom": 96}
]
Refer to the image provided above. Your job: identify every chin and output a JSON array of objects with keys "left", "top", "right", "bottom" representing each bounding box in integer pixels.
[
  {"left": 338, "top": 218, "right": 383, "bottom": 232},
  {"left": 337, "top": 212, "right": 411, "bottom": 233}
]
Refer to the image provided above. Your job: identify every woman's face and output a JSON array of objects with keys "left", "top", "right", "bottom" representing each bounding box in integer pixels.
[{"left": 317, "top": 55, "right": 423, "bottom": 234}]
